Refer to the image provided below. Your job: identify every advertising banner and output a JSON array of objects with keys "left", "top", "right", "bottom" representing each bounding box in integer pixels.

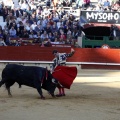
[{"left": 80, "top": 11, "right": 120, "bottom": 24}]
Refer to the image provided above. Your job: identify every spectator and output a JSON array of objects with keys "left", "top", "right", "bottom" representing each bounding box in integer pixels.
[
  {"left": 0, "top": 25, "right": 3, "bottom": 33},
  {"left": 16, "top": 27, "right": 22, "bottom": 37},
  {"left": 0, "top": 37, "right": 7, "bottom": 46},
  {"left": 54, "top": 37, "right": 59, "bottom": 42},
  {"left": 14, "top": 40, "right": 21, "bottom": 46},
  {"left": 44, "top": 24, "right": 52, "bottom": 34},
  {"left": 9, "top": 26, "right": 17, "bottom": 37},
  {"left": 51, "top": 24, "right": 58, "bottom": 33},
  {"left": 15, "top": 7, "right": 23, "bottom": 17},
  {"left": 53, "top": 31, "right": 60, "bottom": 40},
  {"left": 41, "top": 16, "right": 49, "bottom": 28},
  {"left": 72, "top": 29, "right": 78, "bottom": 44},
  {"left": 19, "top": 21, "right": 24, "bottom": 32},
  {"left": 31, "top": 21, "right": 37, "bottom": 30},
  {"left": 40, "top": 30, "right": 48, "bottom": 41},
  {"left": 63, "top": 0, "right": 72, "bottom": 6},
  {"left": 20, "top": 0, "right": 29, "bottom": 11},
  {"left": 36, "top": 32, "right": 41, "bottom": 40},
  {"left": 27, "top": 16, "right": 34, "bottom": 25},
  {"left": 0, "top": 2, "right": 3, "bottom": 15},
  {"left": 48, "top": 32, "right": 55, "bottom": 42},
  {"left": 16, "top": 14, "right": 22, "bottom": 24},
  {"left": 69, "top": 14, "right": 75, "bottom": 22},
  {"left": 53, "top": 14, "right": 59, "bottom": 23},
  {"left": 46, "top": 0, "right": 51, "bottom": 7},
  {"left": 44, "top": 38, "right": 52, "bottom": 47},
  {"left": 76, "top": 0, "right": 84, "bottom": 8},
  {"left": 24, "top": 22, "right": 31, "bottom": 31},
  {"left": 4, "top": 0, "right": 14, "bottom": 8},
  {"left": 59, "top": 31, "right": 66, "bottom": 43},
  {"left": 29, "top": 2, "right": 36, "bottom": 10},
  {"left": 0, "top": 30, "right": 3, "bottom": 38},
  {"left": 2, "top": 6, "right": 9, "bottom": 22},
  {"left": 36, "top": 6, "right": 42, "bottom": 17},
  {"left": 82, "top": 0, "right": 91, "bottom": 9},
  {"left": 94, "top": 3, "right": 102, "bottom": 11},
  {"left": 48, "top": 19, "right": 54, "bottom": 26},
  {"left": 29, "top": 30, "right": 37, "bottom": 38},
  {"left": 42, "top": 7, "right": 50, "bottom": 17},
  {"left": 3, "top": 31, "right": 10, "bottom": 45},
  {"left": 110, "top": 25, "right": 120, "bottom": 40},
  {"left": 21, "top": 28, "right": 29, "bottom": 38},
  {"left": 97, "top": 0, "right": 104, "bottom": 9},
  {"left": 34, "top": 24, "right": 43, "bottom": 33},
  {"left": 25, "top": 6, "right": 32, "bottom": 20},
  {"left": 53, "top": 0, "right": 58, "bottom": 7},
  {"left": 66, "top": 28, "right": 72, "bottom": 41},
  {"left": 3, "top": 25, "right": 9, "bottom": 33},
  {"left": 111, "top": 1, "right": 120, "bottom": 11},
  {"left": 103, "top": 0, "right": 111, "bottom": 10},
  {"left": 57, "top": 19, "right": 63, "bottom": 29},
  {"left": 12, "top": 22, "right": 17, "bottom": 31},
  {"left": 37, "top": 16, "right": 42, "bottom": 25}
]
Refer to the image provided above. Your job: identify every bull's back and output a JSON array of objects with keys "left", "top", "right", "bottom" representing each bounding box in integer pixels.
[
  {"left": 2, "top": 64, "right": 45, "bottom": 85},
  {"left": 2, "top": 64, "right": 22, "bottom": 79}
]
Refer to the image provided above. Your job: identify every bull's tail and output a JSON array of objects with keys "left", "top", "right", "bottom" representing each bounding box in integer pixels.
[{"left": 0, "top": 78, "right": 6, "bottom": 87}]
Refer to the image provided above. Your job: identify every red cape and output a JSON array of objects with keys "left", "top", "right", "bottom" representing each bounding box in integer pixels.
[{"left": 52, "top": 66, "right": 77, "bottom": 89}]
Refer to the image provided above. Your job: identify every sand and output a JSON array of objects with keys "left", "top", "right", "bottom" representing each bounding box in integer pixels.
[{"left": 0, "top": 69, "right": 120, "bottom": 120}]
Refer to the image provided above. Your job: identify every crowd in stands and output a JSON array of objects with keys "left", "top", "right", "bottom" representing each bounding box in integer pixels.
[
  {"left": 0, "top": 0, "right": 83, "bottom": 46},
  {"left": 0, "top": 0, "right": 120, "bottom": 46},
  {"left": 76, "top": 0, "right": 120, "bottom": 11}
]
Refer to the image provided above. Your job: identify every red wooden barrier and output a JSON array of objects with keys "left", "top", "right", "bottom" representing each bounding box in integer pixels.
[
  {"left": 0, "top": 47, "right": 120, "bottom": 62},
  {"left": 0, "top": 46, "right": 71, "bottom": 61},
  {"left": 0, "top": 47, "right": 120, "bottom": 69}
]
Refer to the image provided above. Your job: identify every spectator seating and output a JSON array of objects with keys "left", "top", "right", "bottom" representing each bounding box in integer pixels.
[{"left": 10, "top": 37, "right": 72, "bottom": 47}]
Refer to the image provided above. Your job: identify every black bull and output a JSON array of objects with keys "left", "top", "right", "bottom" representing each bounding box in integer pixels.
[{"left": 0, "top": 64, "right": 58, "bottom": 99}]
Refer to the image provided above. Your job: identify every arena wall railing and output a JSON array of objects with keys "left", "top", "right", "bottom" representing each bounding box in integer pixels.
[{"left": 0, "top": 61, "right": 120, "bottom": 70}]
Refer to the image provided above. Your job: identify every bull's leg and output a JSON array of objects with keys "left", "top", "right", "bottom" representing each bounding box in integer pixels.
[
  {"left": 5, "top": 81, "right": 15, "bottom": 97},
  {"left": 18, "top": 84, "right": 22, "bottom": 88},
  {"left": 34, "top": 82, "right": 45, "bottom": 99},
  {"left": 7, "top": 87, "right": 12, "bottom": 97}
]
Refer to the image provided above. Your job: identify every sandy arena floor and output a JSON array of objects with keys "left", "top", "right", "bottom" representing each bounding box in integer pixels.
[{"left": 0, "top": 69, "right": 120, "bottom": 120}]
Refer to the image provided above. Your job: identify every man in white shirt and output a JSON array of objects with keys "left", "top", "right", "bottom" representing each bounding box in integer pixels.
[
  {"left": 29, "top": 2, "right": 36, "bottom": 10},
  {"left": 20, "top": 1, "right": 29, "bottom": 11},
  {"left": 31, "top": 21, "right": 37, "bottom": 30}
]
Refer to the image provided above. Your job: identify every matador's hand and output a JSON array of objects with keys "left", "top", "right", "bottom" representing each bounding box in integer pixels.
[{"left": 71, "top": 48, "right": 75, "bottom": 53}]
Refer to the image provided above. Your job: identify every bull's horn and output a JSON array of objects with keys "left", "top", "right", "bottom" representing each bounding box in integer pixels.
[{"left": 52, "top": 79, "right": 56, "bottom": 84}]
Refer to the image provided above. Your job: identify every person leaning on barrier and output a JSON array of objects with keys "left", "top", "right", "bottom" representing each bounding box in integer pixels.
[
  {"left": 110, "top": 25, "right": 120, "bottom": 40},
  {"left": 51, "top": 48, "right": 75, "bottom": 97},
  {"left": 0, "top": 37, "right": 7, "bottom": 46}
]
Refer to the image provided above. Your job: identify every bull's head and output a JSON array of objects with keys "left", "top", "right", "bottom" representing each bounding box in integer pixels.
[{"left": 42, "top": 70, "right": 58, "bottom": 97}]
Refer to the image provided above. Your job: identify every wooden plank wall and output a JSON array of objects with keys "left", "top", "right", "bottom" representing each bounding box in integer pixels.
[
  {"left": 0, "top": 46, "right": 120, "bottom": 69},
  {"left": 0, "top": 47, "right": 120, "bottom": 62},
  {"left": 0, "top": 46, "right": 71, "bottom": 61}
]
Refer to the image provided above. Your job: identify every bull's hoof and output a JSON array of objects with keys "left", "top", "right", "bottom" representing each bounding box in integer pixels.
[
  {"left": 52, "top": 95, "right": 56, "bottom": 98},
  {"left": 56, "top": 94, "right": 63, "bottom": 97},
  {"left": 41, "top": 96, "right": 45, "bottom": 100},
  {"left": 19, "top": 85, "right": 22, "bottom": 88},
  {"left": 8, "top": 94, "right": 12, "bottom": 97},
  {"left": 56, "top": 94, "right": 66, "bottom": 97}
]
